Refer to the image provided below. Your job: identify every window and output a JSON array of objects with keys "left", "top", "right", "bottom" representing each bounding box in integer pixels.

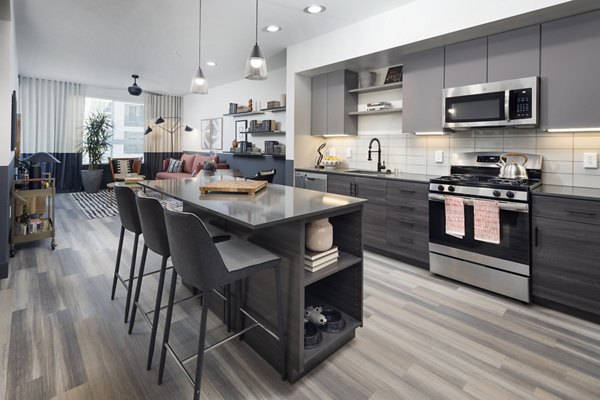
[{"left": 84, "top": 97, "right": 145, "bottom": 163}]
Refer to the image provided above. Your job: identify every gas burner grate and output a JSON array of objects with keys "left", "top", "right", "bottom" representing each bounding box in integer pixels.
[
  {"left": 437, "top": 174, "right": 474, "bottom": 182},
  {"left": 488, "top": 178, "right": 529, "bottom": 186}
]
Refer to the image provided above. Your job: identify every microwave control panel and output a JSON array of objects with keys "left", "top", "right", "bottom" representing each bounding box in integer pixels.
[{"left": 509, "top": 88, "right": 532, "bottom": 120}]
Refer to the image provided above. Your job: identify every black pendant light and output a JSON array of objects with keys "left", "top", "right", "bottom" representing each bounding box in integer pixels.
[
  {"left": 128, "top": 74, "right": 143, "bottom": 96},
  {"left": 191, "top": 0, "right": 208, "bottom": 93},
  {"left": 245, "top": 0, "right": 267, "bottom": 80}
]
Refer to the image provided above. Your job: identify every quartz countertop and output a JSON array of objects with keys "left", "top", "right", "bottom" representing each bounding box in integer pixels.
[
  {"left": 140, "top": 176, "right": 366, "bottom": 229},
  {"left": 295, "top": 167, "right": 435, "bottom": 183},
  {"left": 533, "top": 184, "right": 600, "bottom": 201}
]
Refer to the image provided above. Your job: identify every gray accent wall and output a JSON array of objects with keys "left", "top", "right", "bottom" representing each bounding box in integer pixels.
[{"left": 0, "top": 158, "right": 13, "bottom": 279}]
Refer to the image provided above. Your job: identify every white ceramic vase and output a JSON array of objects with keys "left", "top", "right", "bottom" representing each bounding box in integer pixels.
[{"left": 306, "top": 218, "right": 333, "bottom": 252}]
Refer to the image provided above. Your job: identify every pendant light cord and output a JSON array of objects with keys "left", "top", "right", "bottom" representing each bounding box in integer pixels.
[
  {"left": 255, "top": 0, "right": 259, "bottom": 45},
  {"left": 198, "top": 0, "right": 202, "bottom": 67}
]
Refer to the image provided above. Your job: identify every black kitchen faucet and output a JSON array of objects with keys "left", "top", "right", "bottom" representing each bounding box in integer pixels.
[{"left": 368, "top": 138, "right": 386, "bottom": 172}]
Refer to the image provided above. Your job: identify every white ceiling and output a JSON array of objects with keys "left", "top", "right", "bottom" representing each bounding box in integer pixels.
[{"left": 14, "top": 0, "right": 412, "bottom": 95}]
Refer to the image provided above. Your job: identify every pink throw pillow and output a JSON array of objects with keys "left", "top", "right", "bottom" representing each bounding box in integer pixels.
[{"left": 180, "top": 153, "right": 196, "bottom": 174}]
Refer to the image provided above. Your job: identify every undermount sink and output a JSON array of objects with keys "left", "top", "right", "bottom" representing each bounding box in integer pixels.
[{"left": 345, "top": 169, "right": 391, "bottom": 175}]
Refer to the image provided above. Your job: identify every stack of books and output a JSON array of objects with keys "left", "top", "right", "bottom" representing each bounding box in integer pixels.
[{"left": 305, "top": 246, "right": 339, "bottom": 272}]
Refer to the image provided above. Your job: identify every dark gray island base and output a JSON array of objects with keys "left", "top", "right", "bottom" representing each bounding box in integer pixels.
[{"left": 140, "top": 176, "right": 366, "bottom": 382}]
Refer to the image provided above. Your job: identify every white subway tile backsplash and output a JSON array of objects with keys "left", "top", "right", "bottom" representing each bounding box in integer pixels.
[
  {"left": 573, "top": 162, "right": 600, "bottom": 175},
  {"left": 573, "top": 174, "right": 600, "bottom": 189},
  {"left": 427, "top": 165, "right": 451, "bottom": 176},
  {"left": 536, "top": 135, "right": 573, "bottom": 149},
  {"left": 537, "top": 149, "right": 573, "bottom": 161},
  {"left": 542, "top": 160, "right": 573, "bottom": 174},
  {"left": 406, "top": 155, "right": 426, "bottom": 165},
  {"left": 449, "top": 137, "right": 475, "bottom": 148},
  {"left": 503, "top": 136, "right": 535, "bottom": 149},
  {"left": 406, "top": 164, "right": 427, "bottom": 174},
  {"left": 541, "top": 173, "right": 573, "bottom": 186},
  {"left": 475, "top": 136, "right": 504, "bottom": 149}
]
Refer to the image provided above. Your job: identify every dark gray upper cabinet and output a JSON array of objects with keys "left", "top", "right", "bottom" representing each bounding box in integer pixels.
[
  {"left": 444, "top": 37, "right": 487, "bottom": 88},
  {"left": 311, "top": 73, "right": 328, "bottom": 136},
  {"left": 311, "top": 70, "right": 358, "bottom": 136},
  {"left": 488, "top": 25, "right": 540, "bottom": 82},
  {"left": 402, "top": 47, "right": 444, "bottom": 133},
  {"left": 540, "top": 10, "right": 600, "bottom": 130}
]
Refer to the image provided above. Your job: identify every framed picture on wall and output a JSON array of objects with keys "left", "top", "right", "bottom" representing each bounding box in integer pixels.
[
  {"left": 384, "top": 65, "right": 403, "bottom": 84},
  {"left": 236, "top": 120, "right": 248, "bottom": 141},
  {"left": 201, "top": 117, "right": 223, "bottom": 150}
]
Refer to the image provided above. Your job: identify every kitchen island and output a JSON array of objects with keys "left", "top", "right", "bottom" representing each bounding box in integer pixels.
[{"left": 140, "top": 175, "right": 366, "bottom": 382}]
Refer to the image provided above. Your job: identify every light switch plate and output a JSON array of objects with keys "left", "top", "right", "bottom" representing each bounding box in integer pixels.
[
  {"left": 583, "top": 152, "right": 598, "bottom": 169},
  {"left": 346, "top": 148, "right": 352, "bottom": 158},
  {"left": 435, "top": 150, "right": 444, "bottom": 163}
]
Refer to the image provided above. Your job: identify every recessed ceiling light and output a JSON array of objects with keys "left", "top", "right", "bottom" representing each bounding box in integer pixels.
[
  {"left": 206, "top": 61, "right": 217, "bottom": 66},
  {"left": 303, "top": 4, "right": 326, "bottom": 14},
  {"left": 264, "top": 25, "right": 282, "bottom": 32}
]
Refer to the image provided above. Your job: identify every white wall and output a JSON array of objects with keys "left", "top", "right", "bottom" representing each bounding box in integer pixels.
[
  {"left": 86, "top": 85, "right": 144, "bottom": 105},
  {"left": 286, "top": 0, "right": 571, "bottom": 168},
  {"left": 182, "top": 67, "right": 287, "bottom": 154},
  {"left": 0, "top": 0, "right": 18, "bottom": 166}
]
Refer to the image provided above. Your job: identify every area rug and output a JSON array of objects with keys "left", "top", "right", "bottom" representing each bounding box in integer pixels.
[{"left": 71, "top": 189, "right": 182, "bottom": 220}]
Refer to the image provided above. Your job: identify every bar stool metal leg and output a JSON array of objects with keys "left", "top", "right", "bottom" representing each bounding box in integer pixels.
[
  {"left": 128, "top": 244, "right": 148, "bottom": 334},
  {"left": 193, "top": 291, "right": 210, "bottom": 400},
  {"left": 147, "top": 255, "right": 169, "bottom": 370},
  {"left": 275, "top": 267, "right": 287, "bottom": 381},
  {"left": 124, "top": 233, "right": 140, "bottom": 323},
  {"left": 111, "top": 226, "right": 125, "bottom": 300},
  {"left": 158, "top": 270, "right": 178, "bottom": 385}
]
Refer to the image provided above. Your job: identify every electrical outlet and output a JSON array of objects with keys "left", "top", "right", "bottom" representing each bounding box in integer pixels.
[
  {"left": 583, "top": 152, "right": 598, "bottom": 169},
  {"left": 435, "top": 150, "right": 444, "bottom": 163},
  {"left": 346, "top": 148, "right": 352, "bottom": 158}
]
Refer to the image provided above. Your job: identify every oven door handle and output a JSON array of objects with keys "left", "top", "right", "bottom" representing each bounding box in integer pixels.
[{"left": 428, "top": 193, "right": 529, "bottom": 213}]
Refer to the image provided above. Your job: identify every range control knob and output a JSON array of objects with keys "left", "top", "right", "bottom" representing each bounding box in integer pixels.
[
  {"left": 448, "top": 186, "right": 455, "bottom": 192},
  {"left": 506, "top": 191, "right": 515, "bottom": 198},
  {"left": 493, "top": 190, "right": 501, "bottom": 197},
  {"left": 437, "top": 185, "right": 445, "bottom": 192}
]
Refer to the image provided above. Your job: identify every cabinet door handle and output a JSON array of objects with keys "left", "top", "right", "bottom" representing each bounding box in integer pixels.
[
  {"left": 534, "top": 226, "right": 539, "bottom": 247},
  {"left": 400, "top": 189, "right": 416, "bottom": 194},
  {"left": 399, "top": 205, "right": 415, "bottom": 211},
  {"left": 354, "top": 183, "right": 359, "bottom": 197},
  {"left": 306, "top": 177, "right": 315, "bottom": 181},
  {"left": 399, "top": 236, "right": 414, "bottom": 243},
  {"left": 349, "top": 182, "right": 354, "bottom": 196},
  {"left": 564, "top": 208, "right": 597, "bottom": 216},
  {"left": 399, "top": 221, "right": 415, "bottom": 227}
]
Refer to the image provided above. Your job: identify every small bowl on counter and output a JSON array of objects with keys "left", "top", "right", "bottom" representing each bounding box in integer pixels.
[{"left": 321, "top": 159, "right": 342, "bottom": 169}]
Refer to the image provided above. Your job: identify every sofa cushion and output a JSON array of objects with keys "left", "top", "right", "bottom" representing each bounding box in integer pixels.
[
  {"left": 180, "top": 153, "right": 196, "bottom": 174},
  {"left": 156, "top": 171, "right": 192, "bottom": 180},
  {"left": 162, "top": 159, "right": 170, "bottom": 172}
]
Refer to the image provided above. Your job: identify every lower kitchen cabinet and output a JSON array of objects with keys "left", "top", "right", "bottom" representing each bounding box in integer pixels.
[
  {"left": 386, "top": 181, "right": 429, "bottom": 268},
  {"left": 328, "top": 174, "right": 386, "bottom": 250},
  {"left": 532, "top": 194, "right": 600, "bottom": 322}
]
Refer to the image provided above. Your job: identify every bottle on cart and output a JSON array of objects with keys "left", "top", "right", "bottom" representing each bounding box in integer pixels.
[{"left": 19, "top": 204, "right": 30, "bottom": 233}]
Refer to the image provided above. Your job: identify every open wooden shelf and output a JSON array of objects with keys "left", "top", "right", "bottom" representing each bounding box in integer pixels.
[
  {"left": 260, "top": 107, "right": 286, "bottom": 113},
  {"left": 348, "top": 82, "right": 403, "bottom": 94},
  {"left": 304, "top": 251, "right": 361, "bottom": 286},
  {"left": 348, "top": 108, "right": 402, "bottom": 116},
  {"left": 223, "top": 111, "right": 265, "bottom": 117},
  {"left": 242, "top": 131, "right": 286, "bottom": 135}
]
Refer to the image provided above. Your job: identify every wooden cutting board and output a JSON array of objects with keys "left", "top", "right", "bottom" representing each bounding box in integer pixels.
[{"left": 200, "top": 180, "right": 267, "bottom": 195}]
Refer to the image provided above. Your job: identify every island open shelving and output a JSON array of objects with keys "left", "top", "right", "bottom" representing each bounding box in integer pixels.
[
  {"left": 348, "top": 81, "right": 403, "bottom": 94},
  {"left": 349, "top": 109, "right": 402, "bottom": 116}
]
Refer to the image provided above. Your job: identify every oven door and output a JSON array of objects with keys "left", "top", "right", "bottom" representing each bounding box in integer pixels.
[{"left": 428, "top": 193, "right": 530, "bottom": 272}]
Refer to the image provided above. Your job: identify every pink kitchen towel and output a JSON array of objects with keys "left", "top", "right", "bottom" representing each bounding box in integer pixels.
[
  {"left": 445, "top": 196, "right": 465, "bottom": 238},
  {"left": 473, "top": 199, "right": 500, "bottom": 244}
]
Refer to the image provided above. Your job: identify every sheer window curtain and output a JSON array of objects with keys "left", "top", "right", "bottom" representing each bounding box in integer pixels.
[
  {"left": 143, "top": 92, "right": 183, "bottom": 179},
  {"left": 19, "top": 76, "right": 85, "bottom": 192}
]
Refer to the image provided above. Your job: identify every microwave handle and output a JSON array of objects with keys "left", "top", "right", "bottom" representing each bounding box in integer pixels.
[
  {"left": 428, "top": 193, "right": 529, "bottom": 213},
  {"left": 504, "top": 90, "right": 510, "bottom": 122}
]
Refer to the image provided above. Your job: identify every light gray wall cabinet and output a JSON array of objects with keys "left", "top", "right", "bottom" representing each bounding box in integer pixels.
[
  {"left": 488, "top": 25, "right": 540, "bottom": 82},
  {"left": 402, "top": 47, "right": 445, "bottom": 133},
  {"left": 444, "top": 37, "right": 487, "bottom": 88},
  {"left": 311, "top": 70, "right": 358, "bottom": 136},
  {"left": 540, "top": 10, "right": 600, "bottom": 130}
]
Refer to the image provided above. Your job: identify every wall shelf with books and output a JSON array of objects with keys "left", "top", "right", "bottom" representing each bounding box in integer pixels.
[
  {"left": 223, "top": 111, "right": 265, "bottom": 117},
  {"left": 260, "top": 106, "right": 286, "bottom": 113},
  {"left": 304, "top": 251, "right": 361, "bottom": 286}
]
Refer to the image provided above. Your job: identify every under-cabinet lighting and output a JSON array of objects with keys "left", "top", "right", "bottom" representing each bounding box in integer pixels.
[
  {"left": 414, "top": 131, "right": 445, "bottom": 136},
  {"left": 546, "top": 128, "right": 600, "bottom": 132},
  {"left": 322, "top": 134, "right": 349, "bottom": 137}
]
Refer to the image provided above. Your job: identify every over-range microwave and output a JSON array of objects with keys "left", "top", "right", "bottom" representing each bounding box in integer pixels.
[{"left": 442, "top": 76, "right": 539, "bottom": 130}]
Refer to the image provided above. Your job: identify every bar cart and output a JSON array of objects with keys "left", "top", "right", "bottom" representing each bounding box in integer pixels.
[{"left": 10, "top": 174, "right": 56, "bottom": 256}]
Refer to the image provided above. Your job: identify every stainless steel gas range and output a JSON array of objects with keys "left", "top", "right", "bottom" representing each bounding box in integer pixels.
[{"left": 428, "top": 152, "right": 543, "bottom": 302}]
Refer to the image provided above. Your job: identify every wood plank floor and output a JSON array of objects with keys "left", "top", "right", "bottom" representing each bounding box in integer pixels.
[{"left": 1, "top": 193, "right": 599, "bottom": 399}]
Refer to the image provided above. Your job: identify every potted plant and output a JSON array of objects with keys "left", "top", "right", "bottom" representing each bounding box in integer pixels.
[{"left": 80, "top": 111, "right": 113, "bottom": 193}]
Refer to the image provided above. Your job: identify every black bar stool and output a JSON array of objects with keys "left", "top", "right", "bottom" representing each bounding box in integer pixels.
[
  {"left": 111, "top": 183, "right": 143, "bottom": 323},
  {"left": 160, "top": 206, "right": 286, "bottom": 400},
  {"left": 128, "top": 191, "right": 231, "bottom": 370}
]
